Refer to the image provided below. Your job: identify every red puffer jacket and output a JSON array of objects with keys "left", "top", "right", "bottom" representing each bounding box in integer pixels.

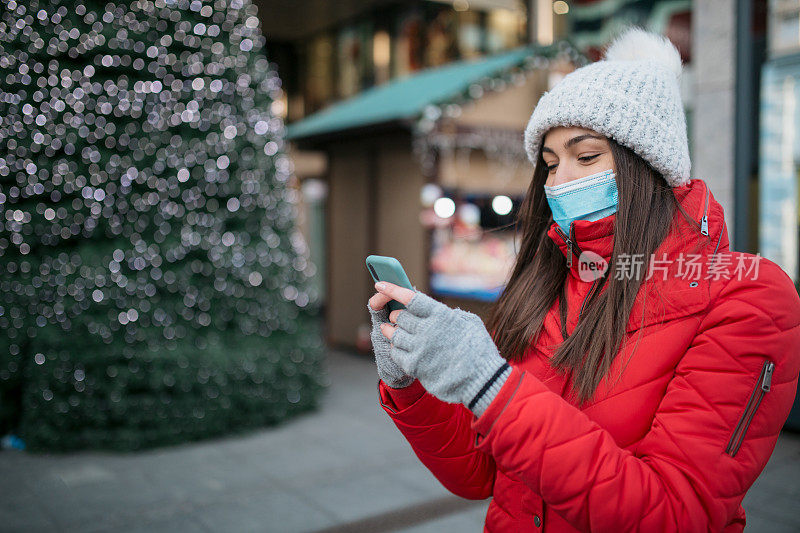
[{"left": 377, "top": 178, "right": 800, "bottom": 532}]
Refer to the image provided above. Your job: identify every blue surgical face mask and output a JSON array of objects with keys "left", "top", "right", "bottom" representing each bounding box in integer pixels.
[{"left": 543, "top": 168, "right": 618, "bottom": 235}]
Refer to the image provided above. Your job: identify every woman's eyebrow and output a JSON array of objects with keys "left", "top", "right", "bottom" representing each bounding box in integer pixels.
[{"left": 542, "top": 134, "right": 605, "bottom": 154}]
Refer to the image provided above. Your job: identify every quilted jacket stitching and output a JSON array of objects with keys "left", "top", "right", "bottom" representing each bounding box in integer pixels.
[
  {"left": 698, "top": 333, "right": 753, "bottom": 375},
  {"left": 585, "top": 364, "right": 674, "bottom": 408},
  {"left": 722, "top": 296, "right": 800, "bottom": 332},
  {"left": 681, "top": 371, "right": 746, "bottom": 432}
]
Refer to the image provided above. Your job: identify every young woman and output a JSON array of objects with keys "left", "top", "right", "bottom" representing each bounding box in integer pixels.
[{"left": 366, "top": 27, "right": 800, "bottom": 532}]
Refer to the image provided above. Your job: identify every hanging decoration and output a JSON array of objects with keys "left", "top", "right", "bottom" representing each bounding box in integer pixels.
[{"left": 411, "top": 40, "right": 588, "bottom": 182}]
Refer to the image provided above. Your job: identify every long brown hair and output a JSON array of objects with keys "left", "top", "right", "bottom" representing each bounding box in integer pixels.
[{"left": 486, "top": 136, "right": 696, "bottom": 405}]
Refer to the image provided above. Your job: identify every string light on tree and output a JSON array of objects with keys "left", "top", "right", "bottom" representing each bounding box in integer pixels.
[{"left": 0, "top": 0, "right": 326, "bottom": 451}]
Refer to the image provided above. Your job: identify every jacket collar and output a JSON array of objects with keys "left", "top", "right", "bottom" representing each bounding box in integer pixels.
[
  {"left": 546, "top": 211, "right": 617, "bottom": 279},
  {"left": 545, "top": 178, "right": 730, "bottom": 332}
]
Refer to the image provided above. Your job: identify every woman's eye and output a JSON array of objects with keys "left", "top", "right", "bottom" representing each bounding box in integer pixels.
[{"left": 545, "top": 155, "right": 598, "bottom": 171}]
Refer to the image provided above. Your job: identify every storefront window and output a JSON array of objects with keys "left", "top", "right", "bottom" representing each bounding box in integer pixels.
[
  {"left": 759, "top": 54, "right": 800, "bottom": 282},
  {"left": 425, "top": 8, "right": 459, "bottom": 67},
  {"left": 427, "top": 193, "right": 521, "bottom": 301},
  {"left": 393, "top": 10, "right": 425, "bottom": 77},
  {"left": 457, "top": 10, "right": 484, "bottom": 58},
  {"left": 289, "top": 1, "right": 528, "bottom": 122},
  {"left": 486, "top": 8, "right": 524, "bottom": 53},
  {"left": 337, "top": 26, "right": 364, "bottom": 99},
  {"left": 305, "top": 33, "right": 335, "bottom": 113},
  {"left": 768, "top": 0, "right": 800, "bottom": 57},
  {"left": 373, "top": 30, "right": 392, "bottom": 85}
]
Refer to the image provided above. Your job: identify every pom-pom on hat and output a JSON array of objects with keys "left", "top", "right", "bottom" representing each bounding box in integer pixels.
[{"left": 523, "top": 26, "right": 691, "bottom": 187}]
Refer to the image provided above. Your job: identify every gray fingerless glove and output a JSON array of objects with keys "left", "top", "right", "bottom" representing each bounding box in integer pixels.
[
  {"left": 367, "top": 301, "right": 415, "bottom": 389},
  {"left": 389, "top": 290, "right": 511, "bottom": 416}
]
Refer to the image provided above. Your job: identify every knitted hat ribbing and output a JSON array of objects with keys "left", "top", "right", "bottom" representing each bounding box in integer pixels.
[{"left": 523, "top": 26, "right": 691, "bottom": 187}]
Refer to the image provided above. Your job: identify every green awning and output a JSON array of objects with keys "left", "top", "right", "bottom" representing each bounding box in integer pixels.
[{"left": 285, "top": 42, "right": 574, "bottom": 141}]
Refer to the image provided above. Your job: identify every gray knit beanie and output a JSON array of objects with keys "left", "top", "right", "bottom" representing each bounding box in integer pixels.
[{"left": 523, "top": 26, "right": 691, "bottom": 187}]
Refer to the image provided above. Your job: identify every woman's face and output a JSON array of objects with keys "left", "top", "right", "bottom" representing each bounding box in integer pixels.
[{"left": 541, "top": 126, "right": 616, "bottom": 187}]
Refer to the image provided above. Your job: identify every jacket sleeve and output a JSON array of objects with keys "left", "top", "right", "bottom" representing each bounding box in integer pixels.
[
  {"left": 378, "top": 377, "right": 497, "bottom": 500},
  {"left": 469, "top": 259, "right": 800, "bottom": 532}
]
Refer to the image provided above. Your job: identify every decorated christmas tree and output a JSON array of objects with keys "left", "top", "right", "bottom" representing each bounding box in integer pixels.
[{"left": 0, "top": 0, "right": 327, "bottom": 451}]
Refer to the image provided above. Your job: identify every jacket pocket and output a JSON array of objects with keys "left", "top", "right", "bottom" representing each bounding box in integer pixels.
[{"left": 725, "top": 359, "right": 775, "bottom": 457}]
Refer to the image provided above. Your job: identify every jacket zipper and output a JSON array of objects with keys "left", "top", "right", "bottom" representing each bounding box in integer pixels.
[
  {"left": 683, "top": 182, "right": 720, "bottom": 272},
  {"left": 725, "top": 360, "right": 774, "bottom": 457},
  {"left": 553, "top": 222, "right": 598, "bottom": 321},
  {"left": 554, "top": 222, "right": 581, "bottom": 269},
  {"left": 700, "top": 182, "right": 710, "bottom": 236},
  {"left": 685, "top": 181, "right": 711, "bottom": 236}
]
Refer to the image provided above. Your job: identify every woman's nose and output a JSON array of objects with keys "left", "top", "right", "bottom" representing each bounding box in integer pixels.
[{"left": 547, "top": 165, "right": 580, "bottom": 187}]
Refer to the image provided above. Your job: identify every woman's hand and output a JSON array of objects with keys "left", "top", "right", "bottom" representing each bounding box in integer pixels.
[
  {"left": 367, "top": 290, "right": 415, "bottom": 389},
  {"left": 374, "top": 282, "right": 511, "bottom": 416},
  {"left": 372, "top": 282, "right": 417, "bottom": 342}
]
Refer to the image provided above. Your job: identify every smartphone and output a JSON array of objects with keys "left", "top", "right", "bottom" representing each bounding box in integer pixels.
[{"left": 365, "top": 254, "right": 414, "bottom": 313}]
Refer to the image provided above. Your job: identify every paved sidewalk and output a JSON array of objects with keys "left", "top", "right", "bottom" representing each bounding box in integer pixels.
[{"left": 0, "top": 348, "right": 798, "bottom": 532}]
